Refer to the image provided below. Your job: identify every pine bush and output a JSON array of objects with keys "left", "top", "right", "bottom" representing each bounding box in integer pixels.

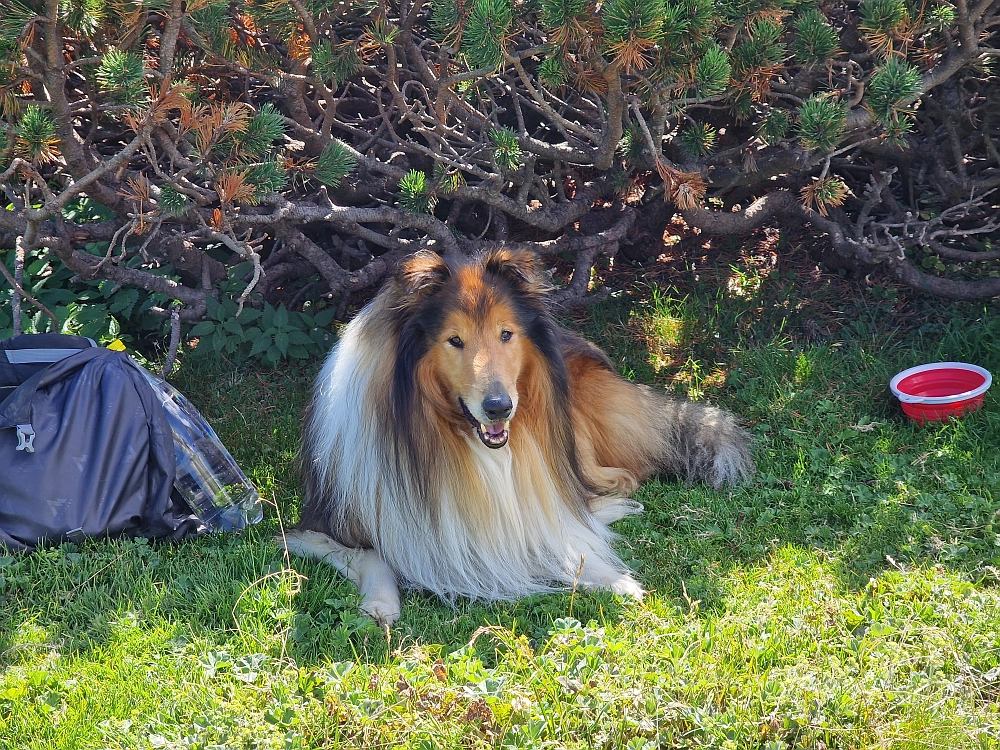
[{"left": 0, "top": 0, "right": 998, "bottom": 349}]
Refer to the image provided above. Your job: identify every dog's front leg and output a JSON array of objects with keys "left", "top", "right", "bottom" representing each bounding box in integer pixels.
[
  {"left": 347, "top": 547, "right": 402, "bottom": 626},
  {"left": 279, "top": 530, "right": 402, "bottom": 626},
  {"left": 565, "top": 546, "right": 646, "bottom": 600},
  {"left": 587, "top": 496, "right": 643, "bottom": 525}
]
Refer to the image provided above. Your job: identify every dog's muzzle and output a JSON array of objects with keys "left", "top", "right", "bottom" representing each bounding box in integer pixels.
[{"left": 459, "top": 396, "right": 510, "bottom": 449}]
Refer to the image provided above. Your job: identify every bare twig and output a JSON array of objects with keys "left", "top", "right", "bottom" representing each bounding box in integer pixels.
[
  {"left": 161, "top": 305, "right": 181, "bottom": 378},
  {"left": 3, "top": 234, "right": 60, "bottom": 333}
]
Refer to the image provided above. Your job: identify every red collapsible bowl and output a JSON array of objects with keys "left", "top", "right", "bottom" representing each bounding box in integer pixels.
[{"left": 889, "top": 362, "right": 992, "bottom": 424}]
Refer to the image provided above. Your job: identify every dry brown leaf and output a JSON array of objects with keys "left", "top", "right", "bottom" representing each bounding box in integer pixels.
[
  {"left": 800, "top": 177, "right": 851, "bottom": 217},
  {"left": 288, "top": 24, "right": 311, "bottom": 61},
  {"left": 673, "top": 174, "right": 707, "bottom": 210},
  {"left": 215, "top": 171, "right": 255, "bottom": 205},
  {"left": 149, "top": 82, "right": 193, "bottom": 125},
  {"left": 606, "top": 37, "right": 657, "bottom": 74},
  {"left": 122, "top": 108, "right": 145, "bottom": 134},
  {"left": 431, "top": 660, "right": 447, "bottom": 682},
  {"left": 116, "top": 175, "right": 154, "bottom": 234},
  {"left": 574, "top": 66, "right": 608, "bottom": 96},
  {"left": 215, "top": 102, "right": 252, "bottom": 135},
  {"left": 211, "top": 208, "right": 225, "bottom": 231}
]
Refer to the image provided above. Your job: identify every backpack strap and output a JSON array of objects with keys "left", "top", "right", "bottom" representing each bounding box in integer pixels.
[
  {"left": 2, "top": 346, "right": 96, "bottom": 364},
  {"left": 0, "top": 333, "right": 97, "bottom": 360},
  {"left": 0, "top": 335, "right": 98, "bottom": 398}
]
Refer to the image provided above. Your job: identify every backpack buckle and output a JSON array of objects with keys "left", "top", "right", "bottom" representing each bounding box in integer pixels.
[{"left": 15, "top": 424, "right": 35, "bottom": 453}]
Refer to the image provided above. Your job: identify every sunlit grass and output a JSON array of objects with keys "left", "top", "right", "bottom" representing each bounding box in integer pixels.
[{"left": 1, "top": 256, "right": 999, "bottom": 749}]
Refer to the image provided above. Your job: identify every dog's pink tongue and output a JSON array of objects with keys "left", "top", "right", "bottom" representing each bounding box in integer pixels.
[{"left": 485, "top": 422, "right": 506, "bottom": 438}]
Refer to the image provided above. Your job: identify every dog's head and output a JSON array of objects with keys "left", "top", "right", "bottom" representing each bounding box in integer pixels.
[{"left": 393, "top": 248, "right": 550, "bottom": 450}]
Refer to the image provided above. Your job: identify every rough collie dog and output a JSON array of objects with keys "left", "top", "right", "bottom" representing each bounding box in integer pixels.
[{"left": 280, "top": 248, "right": 752, "bottom": 624}]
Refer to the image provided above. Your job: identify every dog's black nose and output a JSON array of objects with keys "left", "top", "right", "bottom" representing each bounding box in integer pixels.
[{"left": 482, "top": 393, "right": 513, "bottom": 422}]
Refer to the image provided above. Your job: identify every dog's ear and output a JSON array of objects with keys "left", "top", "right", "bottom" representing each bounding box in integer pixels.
[
  {"left": 482, "top": 248, "right": 543, "bottom": 293},
  {"left": 397, "top": 251, "right": 451, "bottom": 297}
]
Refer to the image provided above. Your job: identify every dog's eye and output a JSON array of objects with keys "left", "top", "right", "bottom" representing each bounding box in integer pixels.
[
  {"left": 447, "top": 336, "right": 464, "bottom": 348},
  {"left": 500, "top": 330, "right": 513, "bottom": 342}
]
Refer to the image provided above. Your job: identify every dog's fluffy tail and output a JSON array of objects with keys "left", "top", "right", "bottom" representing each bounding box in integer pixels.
[
  {"left": 645, "top": 392, "right": 753, "bottom": 488},
  {"left": 568, "top": 347, "right": 753, "bottom": 490}
]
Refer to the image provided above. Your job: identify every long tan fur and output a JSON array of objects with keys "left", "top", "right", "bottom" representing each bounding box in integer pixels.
[{"left": 280, "top": 249, "right": 752, "bottom": 624}]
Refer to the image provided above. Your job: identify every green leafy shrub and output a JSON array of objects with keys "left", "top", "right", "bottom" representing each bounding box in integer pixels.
[
  {"left": 490, "top": 127, "right": 524, "bottom": 173},
  {"left": 187, "top": 299, "right": 336, "bottom": 367},
  {"left": 315, "top": 141, "right": 358, "bottom": 189},
  {"left": 2, "top": 0, "right": 999, "bottom": 356},
  {"left": 793, "top": 9, "right": 839, "bottom": 67},
  {"left": 399, "top": 170, "right": 437, "bottom": 214},
  {"left": 797, "top": 96, "right": 847, "bottom": 152}
]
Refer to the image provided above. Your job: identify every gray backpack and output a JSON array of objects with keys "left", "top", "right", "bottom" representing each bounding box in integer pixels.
[{"left": 0, "top": 334, "right": 260, "bottom": 551}]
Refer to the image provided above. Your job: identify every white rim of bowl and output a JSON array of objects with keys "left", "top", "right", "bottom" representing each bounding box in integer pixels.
[{"left": 890, "top": 362, "right": 993, "bottom": 405}]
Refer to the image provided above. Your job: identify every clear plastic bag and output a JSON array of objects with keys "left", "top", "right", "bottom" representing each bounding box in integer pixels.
[{"left": 140, "top": 369, "right": 263, "bottom": 532}]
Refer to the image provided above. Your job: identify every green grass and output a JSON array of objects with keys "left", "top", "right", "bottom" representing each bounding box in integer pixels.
[{"left": 2, "top": 253, "right": 999, "bottom": 749}]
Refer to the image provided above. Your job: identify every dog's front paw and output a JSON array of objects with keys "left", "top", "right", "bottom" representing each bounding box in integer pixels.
[
  {"left": 609, "top": 574, "right": 645, "bottom": 600},
  {"left": 588, "top": 496, "right": 644, "bottom": 525},
  {"left": 358, "top": 585, "right": 402, "bottom": 626}
]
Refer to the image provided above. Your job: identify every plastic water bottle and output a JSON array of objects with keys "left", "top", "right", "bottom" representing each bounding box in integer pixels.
[{"left": 139, "top": 369, "right": 263, "bottom": 532}]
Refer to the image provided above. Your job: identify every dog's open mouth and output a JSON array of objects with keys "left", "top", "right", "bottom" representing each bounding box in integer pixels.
[{"left": 459, "top": 398, "right": 509, "bottom": 449}]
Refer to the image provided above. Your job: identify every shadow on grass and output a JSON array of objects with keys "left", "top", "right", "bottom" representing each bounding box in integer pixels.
[
  {"left": 2, "top": 256, "right": 998, "bottom": 670},
  {"left": 584, "top": 259, "right": 1000, "bottom": 616}
]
